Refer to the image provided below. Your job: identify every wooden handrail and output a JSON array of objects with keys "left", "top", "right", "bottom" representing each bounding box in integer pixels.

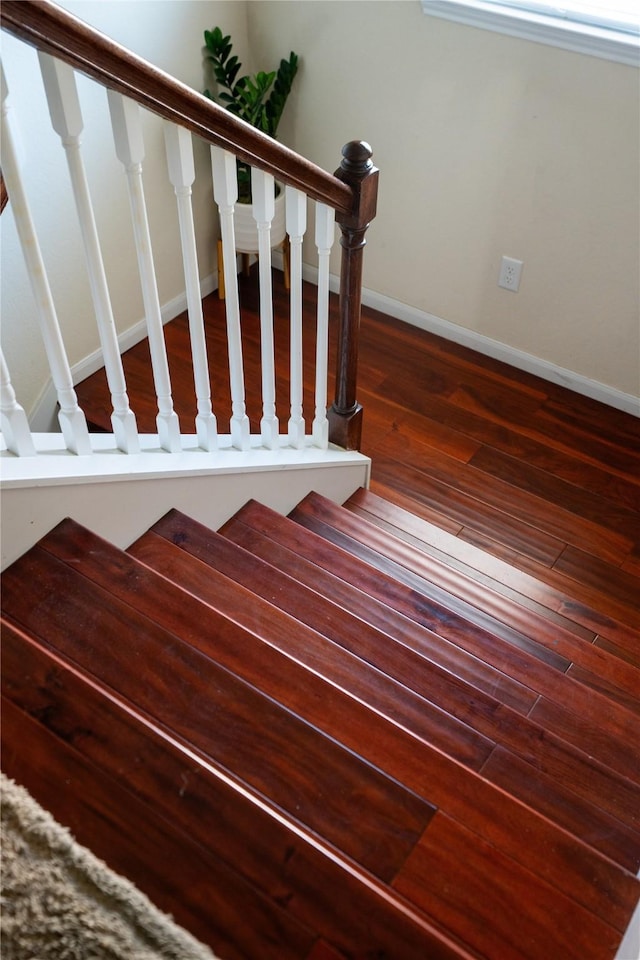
[
  {"left": 0, "top": 0, "right": 353, "bottom": 212},
  {"left": 2, "top": 0, "right": 379, "bottom": 452}
]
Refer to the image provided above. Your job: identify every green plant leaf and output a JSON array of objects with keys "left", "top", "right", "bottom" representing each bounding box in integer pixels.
[{"left": 202, "top": 27, "right": 299, "bottom": 195}]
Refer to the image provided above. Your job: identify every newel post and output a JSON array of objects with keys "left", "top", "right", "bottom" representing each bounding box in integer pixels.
[{"left": 328, "top": 141, "right": 379, "bottom": 450}]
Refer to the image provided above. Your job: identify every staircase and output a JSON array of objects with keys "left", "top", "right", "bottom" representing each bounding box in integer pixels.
[{"left": 2, "top": 489, "right": 639, "bottom": 960}]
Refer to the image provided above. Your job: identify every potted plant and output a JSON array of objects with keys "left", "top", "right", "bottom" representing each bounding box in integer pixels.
[{"left": 204, "top": 27, "right": 298, "bottom": 254}]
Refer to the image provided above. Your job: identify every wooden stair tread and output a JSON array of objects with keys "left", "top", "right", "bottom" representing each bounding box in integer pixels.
[
  {"left": 0, "top": 543, "right": 435, "bottom": 884},
  {"left": 219, "top": 509, "right": 640, "bottom": 789},
  {"left": 2, "top": 702, "right": 312, "bottom": 960},
  {"left": 224, "top": 520, "right": 640, "bottom": 805},
  {"left": 302, "top": 492, "right": 639, "bottom": 676},
  {"left": 1, "top": 698, "right": 316, "bottom": 960},
  {"left": 292, "top": 492, "right": 640, "bottom": 714},
  {"left": 369, "top": 469, "right": 640, "bottom": 647},
  {"left": 54, "top": 517, "right": 496, "bottom": 774},
  {"left": 220, "top": 516, "right": 547, "bottom": 715},
  {"left": 215, "top": 503, "right": 636, "bottom": 869},
  {"left": 392, "top": 809, "right": 625, "bottom": 960},
  {"left": 2, "top": 525, "right": 636, "bottom": 949},
  {"left": 40, "top": 517, "right": 640, "bottom": 869},
  {"left": 3, "top": 625, "right": 471, "bottom": 960},
  {"left": 121, "top": 533, "right": 640, "bottom": 893},
  {"left": 226, "top": 498, "right": 639, "bottom": 728},
  {"left": 346, "top": 487, "right": 611, "bottom": 643},
  {"left": 149, "top": 505, "right": 640, "bottom": 792}
]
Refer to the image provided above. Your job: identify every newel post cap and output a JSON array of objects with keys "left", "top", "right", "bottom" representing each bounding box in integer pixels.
[{"left": 335, "top": 140, "right": 378, "bottom": 228}]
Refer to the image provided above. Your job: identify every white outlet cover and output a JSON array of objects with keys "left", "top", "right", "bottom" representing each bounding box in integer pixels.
[{"left": 499, "top": 256, "right": 523, "bottom": 292}]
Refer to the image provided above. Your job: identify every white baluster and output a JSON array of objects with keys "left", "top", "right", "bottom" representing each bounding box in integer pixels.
[
  {"left": 164, "top": 123, "right": 217, "bottom": 451},
  {"left": 251, "top": 167, "right": 279, "bottom": 449},
  {"left": 1, "top": 64, "right": 91, "bottom": 455},
  {"left": 38, "top": 53, "right": 139, "bottom": 453},
  {"left": 312, "top": 204, "right": 336, "bottom": 448},
  {"left": 286, "top": 186, "right": 307, "bottom": 449},
  {"left": 1, "top": 350, "right": 37, "bottom": 457},
  {"left": 108, "top": 92, "right": 181, "bottom": 452},
  {"left": 210, "top": 146, "right": 250, "bottom": 450}
]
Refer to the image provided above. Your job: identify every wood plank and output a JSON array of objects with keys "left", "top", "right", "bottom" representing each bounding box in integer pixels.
[
  {"left": 40, "top": 517, "right": 495, "bottom": 774},
  {"left": 137, "top": 520, "right": 640, "bottom": 784},
  {"left": 3, "top": 624, "right": 469, "bottom": 960},
  {"left": 1, "top": 546, "right": 434, "bottom": 883},
  {"left": 341, "top": 495, "right": 599, "bottom": 651},
  {"left": 456, "top": 523, "right": 640, "bottom": 648},
  {"left": 233, "top": 498, "right": 640, "bottom": 714},
  {"left": 1, "top": 696, "right": 315, "bottom": 960},
  {"left": 367, "top": 384, "right": 640, "bottom": 512},
  {"left": 393, "top": 811, "right": 628, "bottom": 960},
  {"left": 6, "top": 568, "right": 631, "bottom": 924},
  {"left": 219, "top": 510, "right": 640, "bottom": 784},
  {"left": 468, "top": 445, "right": 640, "bottom": 543},
  {"left": 348, "top": 488, "right": 640, "bottom": 663},
  {"left": 284, "top": 510, "right": 640, "bottom": 825},
  {"left": 292, "top": 496, "right": 571, "bottom": 671},
  {"left": 228, "top": 514, "right": 640, "bottom": 785},
  {"left": 219, "top": 501, "right": 640, "bottom": 866},
  {"left": 481, "top": 745, "right": 640, "bottom": 875},
  {"left": 553, "top": 546, "right": 640, "bottom": 623},
  {"left": 221, "top": 516, "right": 540, "bottom": 715},
  {"left": 533, "top": 397, "right": 640, "bottom": 474},
  {"left": 371, "top": 456, "right": 566, "bottom": 567},
  {"left": 448, "top": 381, "right": 640, "bottom": 479},
  {"left": 278, "top": 510, "right": 640, "bottom": 825},
  {"left": 313, "top": 492, "right": 640, "bottom": 713},
  {"left": 346, "top": 488, "right": 596, "bottom": 639},
  {"left": 375, "top": 430, "right": 634, "bottom": 566},
  {"left": 366, "top": 476, "right": 465, "bottom": 535}
]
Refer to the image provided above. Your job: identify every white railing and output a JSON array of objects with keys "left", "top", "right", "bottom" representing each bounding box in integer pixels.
[{"left": 1, "top": 50, "right": 339, "bottom": 463}]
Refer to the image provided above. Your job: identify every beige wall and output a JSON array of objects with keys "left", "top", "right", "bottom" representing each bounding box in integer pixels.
[
  {"left": 2, "top": 0, "right": 638, "bottom": 417},
  {"left": 250, "top": 0, "right": 640, "bottom": 401},
  {"left": 1, "top": 0, "right": 248, "bottom": 417}
]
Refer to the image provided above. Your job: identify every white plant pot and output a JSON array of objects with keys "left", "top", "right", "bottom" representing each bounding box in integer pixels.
[{"left": 234, "top": 189, "right": 287, "bottom": 254}]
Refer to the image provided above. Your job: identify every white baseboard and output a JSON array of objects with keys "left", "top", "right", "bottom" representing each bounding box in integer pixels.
[
  {"left": 29, "top": 272, "right": 218, "bottom": 430},
  {"left": 298, "top": 261, "right": 639, "bottom": 418},
  {"left": 362, "top": 288, "right": 640, "bottom": 417},
  {"left": 31, "top": 261, "right": 639, "bottom": 427}
]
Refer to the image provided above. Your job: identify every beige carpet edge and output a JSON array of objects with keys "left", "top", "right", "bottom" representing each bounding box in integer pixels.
[{"left": 1, "top": 771, "right": 219, "bottom": 960}]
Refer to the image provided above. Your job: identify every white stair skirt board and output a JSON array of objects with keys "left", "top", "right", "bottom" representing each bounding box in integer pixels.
[
  {"left": 0, "top": 433, "right": 370, "bottom": 570},
  {"left": 615, "top": 889, "right": 640, "bottom": 960}
]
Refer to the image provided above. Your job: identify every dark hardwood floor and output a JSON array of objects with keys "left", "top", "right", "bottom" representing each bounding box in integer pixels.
[
  {"left": 75, "top": 265, "right": 640, "bottom": 621},
  {"left": 4, "top": 265, "right": 640, "bottom": 958}
]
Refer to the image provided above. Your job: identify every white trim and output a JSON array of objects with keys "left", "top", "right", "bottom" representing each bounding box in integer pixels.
[
  {"left": 615, "top": 890, "right": 640, "bottom": 960},
  {"left": 420, "top": 1, "right": 640, "bottom": 66},
  {"left": 29, "top": 259, "right": 640, "bottom": 430},
  {"left": 0, "top": 436, "right": 370, "bottom": 570},
  {"left": 299, "top": 261, "right": 640, "bottom": 418},
  {"left": 28, "top": 271, "right": 217, "bottom": 431}
]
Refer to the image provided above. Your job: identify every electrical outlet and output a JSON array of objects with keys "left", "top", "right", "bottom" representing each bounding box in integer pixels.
[{"left": 498, "top": 256, "right": 523, "bottom": 292}]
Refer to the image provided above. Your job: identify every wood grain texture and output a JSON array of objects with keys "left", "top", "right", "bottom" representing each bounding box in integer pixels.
[
  {"left": 392, "top": 811, "right": 624, "bottom": 960},
  {"left": 13, "top": 270, "right": 640, "bottom": 959},
  {"left": 1, "top": 547, "right": 434, "bottom": 884},
  {"left": 219, "top": 501, "right": 640, "bottom": 870},
  {"left": 2, "top": 624, "right": 466, "bottom": 960}
]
